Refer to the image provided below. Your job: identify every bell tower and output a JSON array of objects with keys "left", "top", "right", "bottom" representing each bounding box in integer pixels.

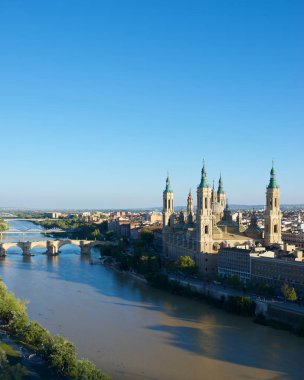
[
  {"left": 196, "top": 161, "right": 213, "bottom": 252},
  {"left": 217, "top": 173, "right": 226, "bottom": 216},
  {"left": 264, "top": 163, "right": 282, "bottom": 246},
  {"left": 163, "top": 174, "right": 174, "bottom": 227},
  {"left": 187, "top": 189, "right": 194, "bottom": 224}
]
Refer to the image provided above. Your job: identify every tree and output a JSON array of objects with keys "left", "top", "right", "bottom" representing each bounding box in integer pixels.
[
  {"left": 91, "top": 229, "right": 101, "bottom": 240},
  {"left": 70, "top": 359, "right": 110, "bottom": 380},
  {"left": 22, "top": 320, "right": 52, "bottom": 348},
  {"left": 227, "top": 275, "right": 242, "bottom": 288},
  {"left": 0, "top": 218, "right": 8, "bottom": 231},
  {"left": 281, "top": 283, "right": 298, "bottom": 301},
  {"left": 136, "top": 255, "right": 160, "bottom": 274},
  {"left": 44, "top": 335, "right": 77, "bottom": 376},
  {"left": 140, "top": 229, "right": 154, "bottom": 246},
  {"left": 288, "top": 287, "right": 298, "bottom": 302},
  {"left": 225, "top": 296, "right": 255, "bottom": 316},
  {"left": 174, "top": 256, "right": 196, "bottom": 275}
]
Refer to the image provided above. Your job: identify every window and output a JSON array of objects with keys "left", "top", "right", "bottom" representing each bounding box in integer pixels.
[
  {"left": 205, "top": 225, "right": 209, "bottom": 234},
  {"left": 275, "top": 198, "right": 277, "bottom": 207},
  {"left": 205, "top": 197, "right": 207, "bottom": 208},
  {"left": 274, "top": 225, "right": 278, "bottom": 233}
]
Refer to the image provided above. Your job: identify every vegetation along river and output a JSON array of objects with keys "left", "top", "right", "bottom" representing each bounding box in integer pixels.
[{"left": 0, "top": 220, "right": 303, "bottom": 380}]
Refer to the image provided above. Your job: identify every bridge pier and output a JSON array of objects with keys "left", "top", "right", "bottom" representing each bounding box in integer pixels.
[
  {"left": 80, "top": 241, "right": 91, "bottom": 255},
  {"left": 22, "top": 242, "right": 32, "bottom": 256},
  {"left": 46, "top": 241, "right": 58, "bottom": 255},
  {"left": 0, "top": 244, "right": 6, "bottom": 257}
]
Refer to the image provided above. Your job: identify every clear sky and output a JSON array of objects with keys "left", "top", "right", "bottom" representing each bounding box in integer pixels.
[{"left": 0, "top": 1, "right": 303, "bottom": 209}]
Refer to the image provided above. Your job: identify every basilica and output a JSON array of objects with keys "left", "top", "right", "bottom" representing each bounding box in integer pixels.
[{"left": 162, "top": 162, "right": 282, "bottom": 274}]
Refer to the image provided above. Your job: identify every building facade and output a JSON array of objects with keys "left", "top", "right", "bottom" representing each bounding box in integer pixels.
[
  {"left": 218, "top": 247, "right": 304, "bottom": 295},
  {"left": 282, "top": 232, "right": 304, "bottom": 249},
  {"left": 218, "top": 247, "right": 251, "bottom": 283},
  {"left": 251, "top": 256, "right": 304, "bottom": 295},
  {"left": 162, "top": 163, "right": 282, "bottom": 274}
]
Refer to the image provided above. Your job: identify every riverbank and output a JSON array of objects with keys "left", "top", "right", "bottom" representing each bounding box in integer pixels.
[
  {"left": 103, "top": 255, "right": 304, "bottom": 338},
  {"left": 0, "top": 329, "right": 63, "bottom": 379},
  {"left": 0, "top": 277, "right": 110, "bottom": 380}
]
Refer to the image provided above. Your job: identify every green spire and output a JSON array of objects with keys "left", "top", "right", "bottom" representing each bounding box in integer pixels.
[
  {"left": 164, "top": 174, "right": 173, "bottom": 193},
  {"left": 199, "top": 159, "right": 209, "bottom": 188},
  {"left": 267, "top": 162, "right": 279, "bottom": 189},
  {"left": 225, "top": 198, "right": 229, "bottom": 210},
  {"left": 217, "top": 173, "right": 224, "bottom": 194}
]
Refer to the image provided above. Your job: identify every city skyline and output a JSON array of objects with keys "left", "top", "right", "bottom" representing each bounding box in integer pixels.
[{"left": 0, "top": 1, "right": 303, "bottom": 208}]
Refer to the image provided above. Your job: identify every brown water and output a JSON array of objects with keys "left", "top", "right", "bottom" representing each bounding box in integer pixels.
[{"left": 0, "top": 221, "right": 303, "bottom": 380}]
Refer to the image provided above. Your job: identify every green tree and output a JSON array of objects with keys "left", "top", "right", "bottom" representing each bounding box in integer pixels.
[
  {"left": 22, "top": 320, "right": 52, "bottom": 348},
  {"left": 0, "top": 286, "right": 28, "bottom": 325},
  {"left": 71, "top": 359, "right": 110, "bottom": 380},
  {"left": 281, "top": 283, "right": 298, "bottom": 301},
  {"left": 174, "top": 256, "right": 196, "bottom": 275},
  {"left": 288, "top": 287, "right": 297, "bottom": 301},
  {"left": 91, "top": 229, "right": 101, "bottom": 240},
  {"left": 0, "top": 219, "right": 9, "bottom": 231},
  {"left": 44, "top": 335, "right": 77, "bottom": 376}
]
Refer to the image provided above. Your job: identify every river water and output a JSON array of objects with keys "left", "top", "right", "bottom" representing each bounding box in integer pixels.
[{"left": 0, "top": 220, "right": 303, "bottom": 380}]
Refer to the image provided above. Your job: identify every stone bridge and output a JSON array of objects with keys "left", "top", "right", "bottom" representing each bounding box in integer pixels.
[{"left": 0, "top": 240, "right": 115, "bottom": 256}]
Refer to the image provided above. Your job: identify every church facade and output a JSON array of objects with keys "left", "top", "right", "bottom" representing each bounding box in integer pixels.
[{"left": 162, "top": 162, "right": 282, "bottom": 275}]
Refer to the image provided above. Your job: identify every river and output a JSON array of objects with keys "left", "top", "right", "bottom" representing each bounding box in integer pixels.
[{"left": 0, "top": 220, "right": 303, "bottom": 380}]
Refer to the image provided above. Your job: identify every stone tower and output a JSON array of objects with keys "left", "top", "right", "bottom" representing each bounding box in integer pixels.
[
  {"left": 187, "top": 189, "right": 194, "bottom": 224},
  {"left": 217, "top": 174, "right": 226, "bottom": 210},
  {"left": 163, "top": 175, "right": 174, "bottom": 227},
  {"left": 264, "top": 164, "right": 282, "bottom": 246},
  {"left": 196, "top": 161, "right": 213, "bottom": 252},
  {"left": 187, "top": 189, "right": 194, "bottom": 217}
]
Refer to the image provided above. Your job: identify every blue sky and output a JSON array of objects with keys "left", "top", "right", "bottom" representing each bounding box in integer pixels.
[{"left": 0, "top": 1, "right": 303, "bottom": 209}]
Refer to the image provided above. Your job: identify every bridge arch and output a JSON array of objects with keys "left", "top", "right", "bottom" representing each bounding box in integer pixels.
[
  {"left": 57, "top": 240, "right": 81, "bottom": 254},
  {"left": 30, "top": 241, "right": 47, "bottom": 249},
  {"left": 30, "top": 241, "right": 48, "bottom": 254},
  {"left": 6, "top": 244, "right": 23, "bottom": 254}
]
